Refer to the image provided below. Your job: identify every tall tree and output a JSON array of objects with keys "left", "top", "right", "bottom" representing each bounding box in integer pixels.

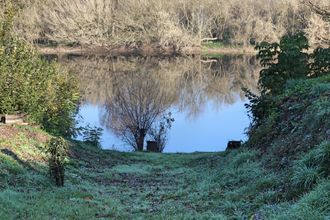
[{"left": 103, "top": 72, "right": 169, "bottom": 151}]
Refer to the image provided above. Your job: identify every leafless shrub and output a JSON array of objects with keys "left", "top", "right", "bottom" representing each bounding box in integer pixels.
[
  {"left": 306, "top": 0, "right": 330, "bottom": 20},
  {"left": 102, "top": 72, "right": 172, "bottom": 151},
  {"left": 11, "top": 0, "right": 330, "bottom": 48},
  {"left": 304, "top": 0, "right": 330, "bottom": 47},
  {"left": 148, "top": 113, "right": 174, "bottom": 153}
]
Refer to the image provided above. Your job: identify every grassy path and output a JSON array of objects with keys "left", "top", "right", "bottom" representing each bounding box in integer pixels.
[
  {"left": 69, "top": 146, "right": 228, "bottom": 218},
  {"left": 0, "top": 126, "right": 230, "bottom": 219},
  {"left": 1, "top": 125, "right": 329, "bottom": 219}
]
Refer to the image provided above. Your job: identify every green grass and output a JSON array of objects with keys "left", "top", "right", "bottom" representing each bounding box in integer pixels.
[
  {"left": 200, "top": 41, "right": 254, "bottom": 56},
  {"left": 202, "top": 41, "right": 226, "bottom": 49},
  {"left": 0, "top": 76, "right": 329, "bottom": 219},
  {"left": 1, "top": 125, "right": 329, "bottom": 219}
]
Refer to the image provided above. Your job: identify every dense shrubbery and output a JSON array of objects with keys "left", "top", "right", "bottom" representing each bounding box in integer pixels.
[
  {"left": 245, "top": 65, "right": 330, "bottom": 154},
  {"left": 310, "top": 47, "right": 330, "bottom": 77},
  {"left": 0, "top": 7, "right": 79, "bottom": 136},
  {"left": 256, "top": 32, "right": 309, "bottom": 95},
  {"left": 245, "top": 32, "right": 330, "bottom": 128},
  {"left": 242, "top": 34, "right": 330, "bottom": 206}
]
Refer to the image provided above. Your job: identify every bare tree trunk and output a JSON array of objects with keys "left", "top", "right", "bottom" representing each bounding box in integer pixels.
[
  {"left": 111, "top": 0, "right": 119, "bottom": 36},
  {"left": 136, "top": 128, "right": 145, "bottom": 151},
  {"left": 113, "top": 0, "right": 119, "bottom": 10}
]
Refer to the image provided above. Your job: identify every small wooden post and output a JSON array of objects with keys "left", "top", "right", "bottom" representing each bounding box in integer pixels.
[
  {"left": 0, "top": 115, "right": 5, "bottom": 124},
  {"left": 226, "top": 141, "right": 242, "bottom": 150},
  {"left": 1, "top": 114, "right": 27, "bottom": 125},
  {"left": 147, "top": 141, "right": 158, "bottom": 152}
]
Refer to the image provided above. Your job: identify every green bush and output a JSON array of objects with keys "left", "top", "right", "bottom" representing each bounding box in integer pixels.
[
  {"left": 46, "top": 137, "right": 69, "bottom": 187},
  {"left": 0, "top": 27, "right": 79, "bottom": 136},
  {"left": 256, "top": 32, "right": 309, "bottom": 96},
  {"left": 245, "top": 33, "right": 329, "bottom": 130},
  {"left": 82, "top": 125, "right": 103, "bottom": 148},
  {"left": 310, "top": 48, "right": 330, "bottom": 77}
]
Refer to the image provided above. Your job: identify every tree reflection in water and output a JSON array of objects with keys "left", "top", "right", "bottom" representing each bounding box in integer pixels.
[
  {"left": 102, "top": 72, "right": 172, "bottom": 151},
  {"left": 59, "top": 55, "right": 260, "bottom": 151}
]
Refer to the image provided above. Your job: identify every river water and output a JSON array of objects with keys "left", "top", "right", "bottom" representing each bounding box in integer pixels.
[{"left": 57, "top": 55, "right": 260, "bottom": 152}]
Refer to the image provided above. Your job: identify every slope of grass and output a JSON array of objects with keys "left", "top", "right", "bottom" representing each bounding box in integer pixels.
[
  {"left": 0, "top": 75, "right": 329, "bottom": 219},
  {"left": 246, "top": 75, "right": 330, "bottom": 177},
  {"left": 0, "top": 130, "right": 328, "bottom": 219}
]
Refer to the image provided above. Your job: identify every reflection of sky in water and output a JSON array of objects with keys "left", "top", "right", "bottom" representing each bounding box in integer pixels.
[
  {"left": 69, "top": 55, "right": 259, "bottom": 153},
  {"left": 76, "top": 104, "right": 127, "bottom": 151},
  {"left": 77, "top": 95, "right": 250, "bottom": 153}
]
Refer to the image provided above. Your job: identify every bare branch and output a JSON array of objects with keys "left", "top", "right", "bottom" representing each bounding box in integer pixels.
[{"left": 307, "top": 0, "right": 330, "bottom": 20}]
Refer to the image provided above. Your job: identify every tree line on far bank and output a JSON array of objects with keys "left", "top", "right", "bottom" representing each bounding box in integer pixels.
[{"left": 1, "top": 0, "right": 329, "bottom": 50}]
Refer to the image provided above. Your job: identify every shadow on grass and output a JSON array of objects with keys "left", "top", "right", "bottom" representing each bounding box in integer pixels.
[{"left": 1, "top": 148, "right": 39, "bottom": 172}]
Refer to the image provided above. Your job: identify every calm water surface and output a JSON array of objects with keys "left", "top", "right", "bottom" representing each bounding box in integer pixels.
[{"left": 59, "top": 55, "right": 260, "bottom": 152}]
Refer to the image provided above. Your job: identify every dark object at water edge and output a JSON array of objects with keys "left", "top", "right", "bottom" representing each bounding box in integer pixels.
[
  {"left": 147, "top": 141, "right": 159, "bottom": 152},
  {"left": 227, "top": 141, "right": 242, "bottom": 150}
]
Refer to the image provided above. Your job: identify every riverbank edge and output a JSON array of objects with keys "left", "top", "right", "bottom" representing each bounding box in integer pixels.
[{"left": 37, "top": 45, "right": 257, "bottom": 56}]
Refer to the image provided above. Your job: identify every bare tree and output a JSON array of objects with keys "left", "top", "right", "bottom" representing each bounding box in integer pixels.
[
  {"left": 13, "top": 0, "right": 330, "bottom": 49},
  {"left": 307, "top": 0, "right": 330, "bottom": 20},
  {"left": 102, "top": 72, "right": 169, "bottom": 151},
  {"left": 148, "top": 112, "right": 174, "bottom": 152},
  {"left": 305, "top": 0, "right": 330, "bottom": 47}
]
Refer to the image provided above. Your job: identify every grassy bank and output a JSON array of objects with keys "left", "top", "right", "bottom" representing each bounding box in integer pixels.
[
  {"left": 0, "top": 128, "right": 328, "bottom": 219},
  {"left": 200, "top": 42, "right": 256, "bottom": 55},
  {"left": 36, "top": 44, "right": 256, "bottom": 57},
  {"left": 0, "top": 76, "right": 330, "bottom": 219},
  {"left": 1, "top": 75, "right": 329, "bottom": 219},
  {"left": 1, "top": 1, "right": 329, "bottom": 219}
]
